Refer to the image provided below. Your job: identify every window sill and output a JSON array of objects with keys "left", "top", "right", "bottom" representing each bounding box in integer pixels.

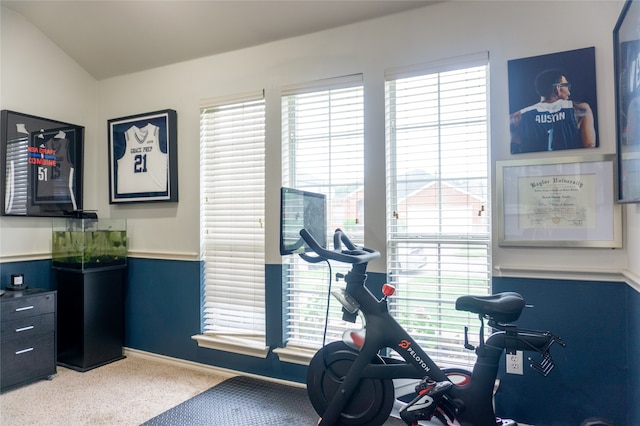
[
  {"left": 192, "top": 334, "right": 270, "bottom": 358},
  {"left": 272, "top": 345, "right": 318, "bottom": 366}
]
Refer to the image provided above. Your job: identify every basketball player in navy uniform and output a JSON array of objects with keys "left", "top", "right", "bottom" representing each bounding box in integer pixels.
[{"left": 510, "top": 69, "right": 596, "bottom": 153}]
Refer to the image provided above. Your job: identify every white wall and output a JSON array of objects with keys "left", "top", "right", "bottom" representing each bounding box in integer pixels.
[
  {"left": 2, "top": 1, "right": 638, "bottom": 283},
  {"left": 629, "top": 204, "right": 640, "bottom": 277},
  {"left": 0, "top": 6, "right": 97, "bottom": 260}
]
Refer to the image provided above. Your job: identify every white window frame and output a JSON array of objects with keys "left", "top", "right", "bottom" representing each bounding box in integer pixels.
[
  {"left": 385, "top": 53, "right": 491, "bottom": 368},
  {"left": 193, "top": 90, "right": 269, "bottom": 358},
  {"left": 274, "top": 75, "right": 365, "bottom": 365}
]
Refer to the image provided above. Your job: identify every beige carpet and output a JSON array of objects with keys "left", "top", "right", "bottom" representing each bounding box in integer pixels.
[{"left": 0, "top": 353, "right": 229, "bottom": 425}]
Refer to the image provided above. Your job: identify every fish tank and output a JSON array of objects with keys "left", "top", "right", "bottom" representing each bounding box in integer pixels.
[{"left": 52, "top": 218, "right": 127, "bottom": 270}]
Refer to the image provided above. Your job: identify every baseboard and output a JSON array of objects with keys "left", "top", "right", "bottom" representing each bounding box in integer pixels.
[{"left": 123, "top": 348, "right": 306, "bottom": 389}]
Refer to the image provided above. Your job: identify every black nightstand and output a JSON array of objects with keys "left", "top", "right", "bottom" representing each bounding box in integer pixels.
[{"left": 1, "top": 288, "right": 57, "bottom": 392}]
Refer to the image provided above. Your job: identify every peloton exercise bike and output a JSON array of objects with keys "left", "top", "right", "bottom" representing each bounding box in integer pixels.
[{"left": 297, "top": 227, "right": 565, "bottom": 426}]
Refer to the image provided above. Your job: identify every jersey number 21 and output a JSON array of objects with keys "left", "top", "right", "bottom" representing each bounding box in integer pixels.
[{"left": 134, "top": 154, "right": 148, "bottom": 173}]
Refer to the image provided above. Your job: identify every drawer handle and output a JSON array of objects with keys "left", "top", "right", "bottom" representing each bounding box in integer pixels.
[
  {"left": 15, "top": 325, "right": 35, "bottom": 333},
  {"left": 15, "top": 347, "right": 34, "bottom": 355},
  {"left": 15, "top": 305, "right": 34, "bottom": 312}
]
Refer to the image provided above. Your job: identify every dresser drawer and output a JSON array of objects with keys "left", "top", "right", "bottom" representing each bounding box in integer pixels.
[
  {"left": 1, "top": 312, "right": 55, "bottom": 343},
  {"left": 0, "top": 332, "right": 56, "bottom": 391},
  {"left": 1, "top": 292, "right": 55, "bottom": 321}
]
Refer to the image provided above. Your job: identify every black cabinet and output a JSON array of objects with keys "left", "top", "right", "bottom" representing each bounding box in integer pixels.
[
  {"left": 56, "top": 267, "right": 125, "bottom": 371},
  {"left": 1, "top": 288, "right": 57, "bottom": 392}
]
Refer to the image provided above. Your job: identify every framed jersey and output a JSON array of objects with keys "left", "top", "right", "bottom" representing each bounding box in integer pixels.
[
  {"left": 1, "top": 110, "right": 84, "bottom": 217},
  {"left": 108, "top": 109, "right": 178, "bottom": 203}
]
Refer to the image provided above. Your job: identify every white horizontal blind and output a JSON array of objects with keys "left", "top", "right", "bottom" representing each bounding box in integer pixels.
[
  {"left": 282, "top": 75, "right": 365, "bottom": 348},
  {"left": 385, "top": 57, "right": 490, "bottom": 368},
  {"left": 4, "top": 137, "right": 28, "bottom": 214},
  {"left": 200, "top": 92, "right": 266, "bottom": 340}
]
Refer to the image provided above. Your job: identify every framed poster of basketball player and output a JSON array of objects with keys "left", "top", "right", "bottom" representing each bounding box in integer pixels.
[
  {"left": 508, "top": 47, "right": 599, "bottom": 154},
  {"left": 108, "top": 109, "right": 178, "bottom": 203},
  {"left": 614, "top": 0, "right": 640, "bottom": 203},
  {"left": 1, "top": 110, "right": 84, "bottom": 217}
]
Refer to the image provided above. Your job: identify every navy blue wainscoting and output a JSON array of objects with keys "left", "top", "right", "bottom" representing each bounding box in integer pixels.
[
  {"left": 492, "top": 277, "right": 633, "bottom": 426},
  {"left": 5, "top": 259, "right": 637, "bottom": 424},
  {"left": 125, "top": 259, "right": 308, "bottom": 382},
  {"left": 125, "top": 258, "right": 203, "bottom": 360},
  {"left": 628, "top": 285, "right": 640, "bottom": 426}
]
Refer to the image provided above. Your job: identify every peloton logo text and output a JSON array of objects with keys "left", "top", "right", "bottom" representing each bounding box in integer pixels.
[{"left": 399, "top": 340, "right": 430, "bottom": 373}]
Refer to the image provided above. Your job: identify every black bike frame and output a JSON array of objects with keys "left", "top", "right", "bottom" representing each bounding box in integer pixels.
[
  {"left": 301, "top": 230, "right": 559, "bottom": 426},
  {"left": 317, "top": 262, "right": 502, "bottom": 426}
]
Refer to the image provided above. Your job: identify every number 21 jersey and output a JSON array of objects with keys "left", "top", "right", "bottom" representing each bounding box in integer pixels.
[{"left": 117, "top": 124, "right": 168, "bottom": 195}]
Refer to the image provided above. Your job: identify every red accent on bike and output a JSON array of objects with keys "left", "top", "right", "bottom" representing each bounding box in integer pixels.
[
  {"left": 382, "top": 283, "right": 395, "bottom": 297},
  {"left": 350, "top": 331, "right": 365, "bottom": 348},
  {"left": 447, "top": 372, "right": 472, "bottom": 387},
  {"left": 418, "top": 385, "right": 434, "bottom": 396}
]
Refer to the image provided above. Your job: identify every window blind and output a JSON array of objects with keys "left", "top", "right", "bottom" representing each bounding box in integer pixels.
[
  {"left": 385, "top": 56, "right": 490, "bottom": 368},
  {"left": 4, "top": 137, "right": 29, "bottom": 214},
  {"left": 281, "top": 75, "right": 365, "bottom": 349},
  {"left": 200, "top": 92, "right": 266, "bottom": 341}
]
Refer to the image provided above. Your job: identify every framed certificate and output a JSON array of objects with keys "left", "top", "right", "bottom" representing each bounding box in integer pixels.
[
  {"left": 497, "top": 155, "right": 622, "bottom": 248},
  {"left": 108, "top": 109, "right": 178, "bottom": 203}
]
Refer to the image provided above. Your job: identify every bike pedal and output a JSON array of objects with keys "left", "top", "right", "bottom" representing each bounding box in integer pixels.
[
  {"left": 427, "top": 380, "right": 453, "bottom": 398},
  {"left": 415, "top": 378, "right": 436, "bottom": 394},
  {"left": 400, "top": 381, "right": 454, "bottom": 424},
  {"left": 414, "top": 376, "right": 450, "bottom": 394}
]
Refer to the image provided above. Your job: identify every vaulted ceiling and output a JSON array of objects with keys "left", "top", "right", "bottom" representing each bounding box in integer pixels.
[{"left": 2, "top": 0, "right": 437, "bottom": 80}]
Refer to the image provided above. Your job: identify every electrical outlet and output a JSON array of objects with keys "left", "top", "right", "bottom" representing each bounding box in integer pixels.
[{"left": 506, "top": 351, "right": 524, "bottom": 375}]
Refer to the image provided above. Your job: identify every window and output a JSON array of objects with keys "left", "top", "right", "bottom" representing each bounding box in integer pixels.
[
  {"left": 385, "top": 54, "right": 490, "bottom": 368},
  {"left": 195, "top": 91, "right": 268, "bottom": 358},
  {"left": 278, "top": 75, "right": 365, "bottom": 359}
]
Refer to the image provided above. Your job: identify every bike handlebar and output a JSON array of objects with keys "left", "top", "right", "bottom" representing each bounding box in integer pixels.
[{"left": 299, "top": 228, "right": 380, "bottom": 265}]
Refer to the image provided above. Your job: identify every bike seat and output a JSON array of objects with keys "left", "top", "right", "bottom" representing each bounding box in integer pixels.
[{"left": 455, "top": 292, "right": 525, "bottom": 323}]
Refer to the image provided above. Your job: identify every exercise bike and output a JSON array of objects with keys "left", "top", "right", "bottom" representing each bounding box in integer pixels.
[{"left": 299, "top": 228, "right": 565, "bottom": 426}]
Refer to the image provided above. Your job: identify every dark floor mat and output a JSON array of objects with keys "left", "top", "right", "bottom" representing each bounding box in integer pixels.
[{"left": 142, "top": 375, "right": 406, "bottom": 425}]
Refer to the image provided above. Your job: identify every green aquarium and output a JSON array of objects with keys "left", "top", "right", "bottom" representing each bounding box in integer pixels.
[{"left": 52, "top": 218, "right": 127, "bottom": 270}]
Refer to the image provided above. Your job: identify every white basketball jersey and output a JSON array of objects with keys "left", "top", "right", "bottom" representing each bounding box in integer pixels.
[{"left": 117, "top": 124, "right": 168, "bottom": 195}]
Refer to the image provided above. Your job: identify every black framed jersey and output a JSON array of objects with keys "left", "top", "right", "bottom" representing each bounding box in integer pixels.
[{"left": 116, "top": 123, "right": 168, "bottom": 195}]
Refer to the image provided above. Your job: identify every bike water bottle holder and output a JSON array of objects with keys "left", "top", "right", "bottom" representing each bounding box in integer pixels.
[
  {"left": 529, "top": 351, "right": 556, "bottom": 377},
  {"left": 488, "top": 321, "right": 565, "bottom": 377},
  {"left": 525, "top": 330, "right": 565, "bottom": 377},
  {"left": 502, "top": 324, "right": 556, "bottom": 376}
]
